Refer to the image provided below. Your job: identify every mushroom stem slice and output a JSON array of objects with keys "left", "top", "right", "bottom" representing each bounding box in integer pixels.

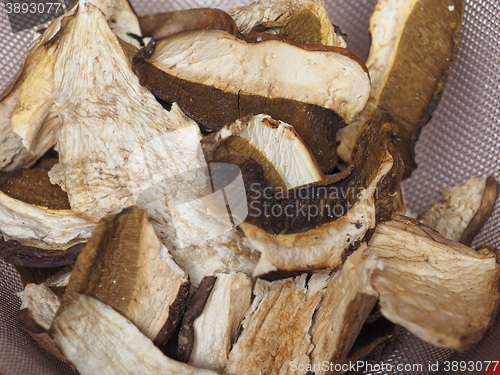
[
  {"left": 134, "top": 28, "right": 369, "bottom": 172},
  {"left": 367, "top": 215, "right": 500, "bottom": 350},
  {"left": 337, "top": 0, "right": 464, "bottom": 177},
  {"left": 225, "top": 274, "right": 329, "bottom": 375},
  {"left": 241, "top": 115, "right": 403, "bottom": 277},
  {"left": 309, "top": 247, "right": 382, "bottom": 375},
  {"left": 65, "top": 207, "right": 190, "bottom": 350},
  {"left": 178, "top": 273, "right": 252, "bottom": 372},
  {"left": 418, "top": 175, "right": 499, "bottom": 245},
  {"left": 51, "top": 292, "right": 218, "bottom": 375}
]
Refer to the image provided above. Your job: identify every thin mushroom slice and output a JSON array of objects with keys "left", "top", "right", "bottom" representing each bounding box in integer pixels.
[
  {"left": 202, "top": 114, "right": 324, "bottom": 190},
  {"left": 366, "top": 215, "right": 500, "bottom": 351},
  {"left": 418, "top": 175, "right": 499, "bottom": 245},
  {"left": 240, "top": 115, "right": 403, "bottom": 278},
  {"left": 65, "top": 207, "right": 190, "bottom": 350},
  {"left": 139, "top": 8, "right": 239, "bottom": 41},
  {"left": 337, "top": 0, "right": 464, "bottom": 177},
  {"left": 51, "top": 292, "right": 218, "bottom": 375},
  {"left": 178, "top": 273, "right": 252, "bottom": 372},
  {"left": 133, "top": 28, "right": 369, "bottom": 172},
  {"left": 0, "top": 166, "right": 95, "bottom": 266},
  {"left": 227, "top": 0, "right": 347, "bottom": 47},
  {"left": 309, "top": 247, "right": 383, "bottom": 375},
  {"left": 224, "top": 273, "right": 330, "bottom": 375}
]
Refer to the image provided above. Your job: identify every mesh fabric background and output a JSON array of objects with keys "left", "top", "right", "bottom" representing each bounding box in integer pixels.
[{"left": 0, "top": 0, "right": 499, "bottom": 374}]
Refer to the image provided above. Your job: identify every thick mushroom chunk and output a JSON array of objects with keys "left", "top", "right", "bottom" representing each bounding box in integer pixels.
[
  {"left": 65, "top": 207, "right": 190, "bottom": 350},
  {"left": 203, "top": 114, "right": 324, "bottom": 190},
  {"left": 366, "top": 215, "right": 500, "bottom": 350},
  {"left": 418, "top": 175, "right": 499, "bottom": 245},
  {"left": 337, "top": 0, "right": 463, "bottom": 177},
  {"left": 51, "top": 292, "right": 218, "bottom": 375},
  {"left": 178, "top": 273, "right": 252, "bottom": 372},
  {"left": 227, "top": 0, "right": 347, "bottom": 47},
  {"left": 241, "top": 115, "right": 403, "bottom": 277},
  {"left": 133, "top": 28, "right": 370, "bottom": 172},
  {"left": 225, "top": 273, "right": 329, "bottom": 375},
  {"left": 0, "top": 165, "right": 95, "bottom": 266},
  {"left": 16, "top": 283, "right": 67, "bottom": 363},
  {"left": 309, "top": 247, "right": 382, "bottom": 375}
]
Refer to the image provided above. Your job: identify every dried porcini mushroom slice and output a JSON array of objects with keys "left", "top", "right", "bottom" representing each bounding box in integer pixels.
[
  {"left": 16, "top": 283, "right": 68, "bottom": 364},
  {"left": 65, "top": 207, "right": 190, "bottom": 350},
  {"left": 418, "top": 175, "right": 499, "bottom": 245},
  {"left": 12, "top": 1, "right": 202, "bottom": 222},
  {"left": 133, "top": 28, "right": 369, "bottom": 172},
  {"left": 1, "top": 0, "right": 142, "bottom": 173},
  {"left": 240, "top": 115, "right": 403, "bottom": 277},
  {"left": 337, "top": 0, "right": 464, "bottom": 177},
  {"left": 139, "top": 8, "right": 239, "bottom": 40},
  {"left": 366, "top": 215, "right": 500, "bottom": 350},
  {"left": 202, "top": 114, "right": 324, "bottom": 190},
  {"left": 225, "top": 273, "right": 329, "bottom": 375},
  {"left": 0, "top": 165, "right": 95, "bottom": 266},
  {"left": 0, "top": 12, "right": 65, "bottom": 172},
  {"left": 309, "top": 247, "right": 382, "bottom": 374},
  {"left": 178, "top": 273, "right": 252, "bottom": 372},
  {"left": 227, "top": 0, "right": 347, "bottom": 47},
  {"left": 51, "top": 292, "right": 218, "bottom": 375}
]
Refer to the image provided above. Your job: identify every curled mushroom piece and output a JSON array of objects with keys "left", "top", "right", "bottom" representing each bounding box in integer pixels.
[
  {"left": 227, "top": 0, "right": 347, "bottom": 47},
  {"left": 51, "top": 293, "right": 219, "bottom": 375},
  {"left": 337, "top": 0, "right": 464, "bottom": 177},
  {"left": 240, "top": 115, "right": 403, "bottom": 278},
  {"left": 133, "top": 27, "right": 370, "bottom": 172},
  {"left": 418, "top": 175, "right": 499, "bottom": 245},
  {"left": 0, "top": 165, "right": 95, "bottom": 267},
  {"left": 367, "top": 215, "right": 500, "bottom": 350},
  {"left": 202, "top": 114, "right": 324, "bottom": 190}
]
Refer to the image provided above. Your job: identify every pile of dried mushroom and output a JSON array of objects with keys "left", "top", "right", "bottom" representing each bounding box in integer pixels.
[{"left": 0, "top": 0, "right": 499, "bottom": 374}]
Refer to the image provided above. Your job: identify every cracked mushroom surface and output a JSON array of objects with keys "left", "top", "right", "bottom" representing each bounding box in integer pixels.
[{"left": 0, "top": 163, "right": 95, "bottom": 267}]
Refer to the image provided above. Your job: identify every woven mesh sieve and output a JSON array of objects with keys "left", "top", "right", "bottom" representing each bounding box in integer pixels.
[{"left": 0, "top": 0, "right": 499, "bottom": 374}]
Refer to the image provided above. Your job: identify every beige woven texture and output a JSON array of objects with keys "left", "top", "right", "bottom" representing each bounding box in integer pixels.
[{"left": 0, "top": 1, "right": 499, "bottom": 374}]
